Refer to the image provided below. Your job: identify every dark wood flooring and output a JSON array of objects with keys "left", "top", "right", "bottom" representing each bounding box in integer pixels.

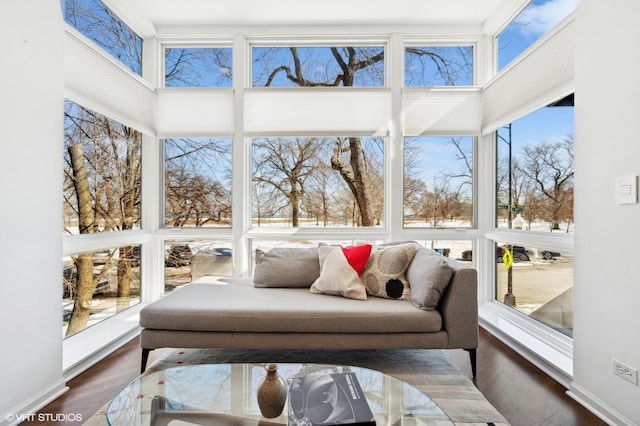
[{"left": 23, "top": 328, "right": 606, "bottom": 426}]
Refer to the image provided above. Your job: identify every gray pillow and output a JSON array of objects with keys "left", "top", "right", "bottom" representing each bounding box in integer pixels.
[
  {"left": 407, "top": 248, "right": 454, "bottom": 310},
  {"left": 253, "top": 247, "right": 320, "bottom": 288}
]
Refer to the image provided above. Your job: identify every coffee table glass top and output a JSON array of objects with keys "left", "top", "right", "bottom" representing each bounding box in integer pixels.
[{"left": 107, "top": 363, "right": 453, "bottom": 426}]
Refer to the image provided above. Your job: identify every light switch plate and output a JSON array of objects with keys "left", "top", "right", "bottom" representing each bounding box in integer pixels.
[{"left": 616, "top": 175, "right": 638, "bottom": 204}]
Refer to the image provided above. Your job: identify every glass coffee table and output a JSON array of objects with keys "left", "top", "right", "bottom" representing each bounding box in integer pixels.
[{"left": 107, "top": 363, "right": 453, "bottom": 426}]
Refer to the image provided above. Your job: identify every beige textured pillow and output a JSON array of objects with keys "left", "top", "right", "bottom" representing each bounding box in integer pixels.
[
  {"left": 407, "top": 248, "right": 454, "bottom": 310},
  {"left": 362, "top": 243, "right": 418, "bottom": 300},
  {"left": 254, "top": 247, "right": 320, "bottom": 288},
  {"left": 310, "top": 243, "right": 372, "bottom": 300}
]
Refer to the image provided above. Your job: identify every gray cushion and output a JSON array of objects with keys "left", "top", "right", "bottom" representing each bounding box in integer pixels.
[
  {"left": 140, "top": 280, "right": 442, "bottom": 333},
  {"left": 254, "top": 247, "right": 320, "bottom": 288},
  {"left": 407, "top": 248, "right": 454, "bottom": 310}
]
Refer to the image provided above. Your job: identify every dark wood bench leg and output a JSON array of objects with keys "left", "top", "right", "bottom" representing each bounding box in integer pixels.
[
  {"left": 464, "top": 348, "right": 477, "bottom": 378},
  {"left": 141, "top": 348, "right": 153, "bottom": 374}
]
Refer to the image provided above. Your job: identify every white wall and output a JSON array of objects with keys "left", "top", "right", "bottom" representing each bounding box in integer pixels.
[
  {"left": 570, "top": 0, "right": 640, "bottom": 424},
  {"left": 0, "top": 1, "right": 67, "bottom": 423}
]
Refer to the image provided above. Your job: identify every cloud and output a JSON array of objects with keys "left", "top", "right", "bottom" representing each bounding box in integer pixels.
[{"left": 515, "top": 0, "right": 576, "bottom": 37}]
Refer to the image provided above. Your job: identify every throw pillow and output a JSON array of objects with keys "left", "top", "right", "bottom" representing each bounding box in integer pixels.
[
  {"left": 253, "top": 247, "right": 320, "bottom": 288},
  {"left": 407, "top": 248, "right": 454, "bottom": 310},
  {"left": 362, "top": 243, "right": 418, "bottom": 300},
  {"left": 310, "top": 243, "right": 373, "bottom": 300}
]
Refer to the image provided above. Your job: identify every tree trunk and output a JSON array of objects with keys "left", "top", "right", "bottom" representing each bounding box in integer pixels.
[
  {"left": 290, "top": 192, "right": 300, "bottom": 227},
  {"left": 66, "top": 143, "right": 97, "bottom": 336},
  {"left": 116, "top": 246, "right": 132, "bottom": 312},
  {"left": 65, "top": 253, "right": 96, "bottom": 336},
  {"left": 331, "top": 137, "right": 374, "bottom": 227}
]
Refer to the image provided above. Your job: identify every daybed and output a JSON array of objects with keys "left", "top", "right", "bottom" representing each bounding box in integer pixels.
[{"left": 139, "top": 243, "right": 479, "bottom": 376}]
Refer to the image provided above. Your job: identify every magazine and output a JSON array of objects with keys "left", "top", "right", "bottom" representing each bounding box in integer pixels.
[{"left": 288, "top": 371, "right": 376, "bottom": 426}]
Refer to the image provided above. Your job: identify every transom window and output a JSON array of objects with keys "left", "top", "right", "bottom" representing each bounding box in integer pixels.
[
  {"left": 64, "top": 0, "right": 142, "bottom": 75},
  {"left": 164, "top": 47, "right": 233, "bottom": 87},
  {"left": 252, "top": 46, "right": 385, "bottom": 87},
  {"left": 497, "top": 0, "right": 576, "bottom": 71},
  {"left": 404, "top": 46, "right": 474, "bottom": 86}
]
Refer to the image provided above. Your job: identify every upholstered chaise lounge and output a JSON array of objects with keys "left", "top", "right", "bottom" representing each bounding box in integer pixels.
[{"left": 139, "top": 244, "right": 479, "bottom": 376}]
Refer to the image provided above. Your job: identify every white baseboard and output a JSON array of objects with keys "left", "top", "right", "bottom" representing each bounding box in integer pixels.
[
  {"left": 567, "top": 383, "right": 635, "bottom": 426},
  {"left": 1, "top": 380, "right": 68, "bottom": 426}
]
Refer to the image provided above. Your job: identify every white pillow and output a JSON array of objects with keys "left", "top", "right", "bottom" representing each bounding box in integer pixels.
[{"left": 310, "top": 243, "right": 372, "bottom": 300}]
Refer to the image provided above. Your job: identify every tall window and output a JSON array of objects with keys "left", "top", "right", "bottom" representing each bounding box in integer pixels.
[
  {"left": 404, "top": 137, "right": 474, "bottom": 228},
  {"left": 252, "top": 46, "right": 385, "bottom": 87},
  {"left": 497, "top": 0, "right": 576, "bottom": 71},
  {"left": 252, "top": 137, "right": 384, "bottom": 228},
  {"left": 64, "top": 0, "right": 142, "bottom": 75},
  {"left": 163, "top": 138, "right": 232, "bottom": 228},
  {"left": 63, "top": 100, "right": 142, "bottom": 337},
  {"left": 164, "top": 47, "right": 233, "bottom": 87},
  {"left": 404, "top": 46, "right": 473, "bottom": 86},
  {"left": 494, "top": 95, "right": 574, "bottom": 336}
]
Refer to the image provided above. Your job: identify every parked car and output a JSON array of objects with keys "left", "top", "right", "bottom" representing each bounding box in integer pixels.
[
  {"left": 63, "top": 266, "right": 109, "bottom": 298},
  {"left": 461, "top": 245, "right": 530, "bottom": 262},
  {"left": 165, "top": 244, "right": 193, "bottom": 267},
  {"left": 540, "top": 250, "right": 561, "bottom": 260}
]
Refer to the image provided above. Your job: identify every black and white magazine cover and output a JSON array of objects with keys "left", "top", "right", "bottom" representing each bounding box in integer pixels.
[{"left": 288, "top": 371, "right": 376, "bottom": 426}]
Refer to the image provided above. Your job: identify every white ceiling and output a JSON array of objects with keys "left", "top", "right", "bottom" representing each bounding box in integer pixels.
[{"left": 115, "top": 0, "right": 522, "bottom": 29}]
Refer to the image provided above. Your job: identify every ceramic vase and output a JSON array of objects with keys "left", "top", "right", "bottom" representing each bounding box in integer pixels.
[{"left": 257, "top": 363, "right": 287, "bottom": 418}]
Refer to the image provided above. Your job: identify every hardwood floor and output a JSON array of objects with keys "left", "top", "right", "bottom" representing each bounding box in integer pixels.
[{"left": 23, "top": 328, "right": 606, "bottom": 426}]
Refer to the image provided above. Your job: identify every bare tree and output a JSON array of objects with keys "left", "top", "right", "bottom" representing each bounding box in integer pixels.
[
  {"left": 520, "top": 136, "right": 574, "bottom": 230},
  {"left": 253, "top": 137, "right": 323, "bottom": 227},
  {"left": 164, "top": 138, "right": 232, "bottom": 227},
  {"left": 165, "top": 48, "right": 232, "bottom": 87}
]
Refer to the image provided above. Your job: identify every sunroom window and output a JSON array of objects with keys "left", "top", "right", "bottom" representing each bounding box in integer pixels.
[
  {"left": 63, "top": 99, "right": 142, "bottom": 338},
  {"left": 63, "top": 0, "right": 142, "bottom": 75},
  {"left": 63, "top": 100, "right": 142, "bottom": 235},
  {"left": 404, "top": 137, "right": 474, "bottom": 229},
  {"left": 493, "top": 94, "right": 575, "bottom": 338},
  {"left": 251, "top": 137, "right": 384, "bottom": 228},
  {"left": 495, "top": 97, "right": 574, "bottom": 233},
  {"left": 163, "top": 138, "right": 233, "bottom": 228}
]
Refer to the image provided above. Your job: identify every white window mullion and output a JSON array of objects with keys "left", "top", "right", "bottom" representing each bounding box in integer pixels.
[
  {"left": 388, "top": 33, "right": 404, "bottom": 241},
  {"left": 232, "top": 34, "right": 250, "bottom": 277}
]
